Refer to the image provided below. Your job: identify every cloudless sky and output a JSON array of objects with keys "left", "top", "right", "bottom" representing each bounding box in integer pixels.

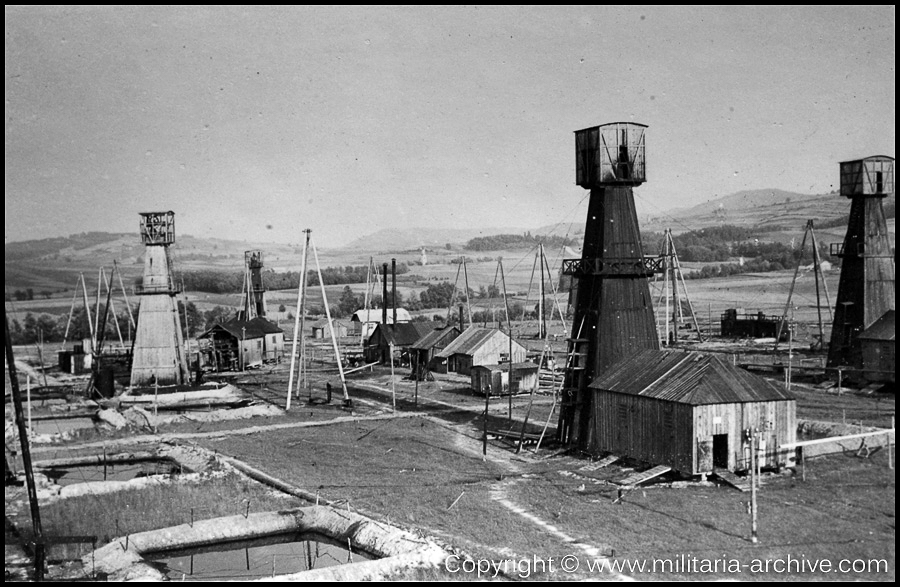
[{"left": 5, "top": 6, "right": 895, "bottom": 247}]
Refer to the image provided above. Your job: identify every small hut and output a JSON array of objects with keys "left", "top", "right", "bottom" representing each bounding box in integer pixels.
[
  {"left": 198, "top": 317, "right": 284, "bottom": 372},
  {"left": 471, "top": 362, "right": 539, "bottom": 396},
  {"left": 588, "top": 349, "right": 796, "bottom": 475},
  {"left": 433, "top": 326, "right": 527, "bottom": 376}
]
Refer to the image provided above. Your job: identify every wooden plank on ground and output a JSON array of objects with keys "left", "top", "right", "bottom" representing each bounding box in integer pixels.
[
  {"left": 616, "top": 465, "right": 671, "bottom": 487},
  {"left": 714, "top": 468, "right": 751, "bottom": 492},
  {"left": 579, "top": 455, "right": 619, "bottom": 472}
]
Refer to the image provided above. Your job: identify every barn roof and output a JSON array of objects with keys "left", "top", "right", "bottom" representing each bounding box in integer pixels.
[
  {"left": 200, "top": 317, "right": 283, "bottom": 340},
  {"left": 858, "top": 310, "right": 895, "bottom": 342},
  {"left": 373, "top": 322, "right": 434, "bottom": 347},
  {"left": 589, "top": 349, "right": 794, "bottom": 405},
  {"left": 351, "top": 309, "right": 412, "bottom": 323},
  {"left": 410, "top": 326, "right": 460, "bottom": 350},
  {"left": 435, "top": 326, "right": 513, "bottom": 358}
]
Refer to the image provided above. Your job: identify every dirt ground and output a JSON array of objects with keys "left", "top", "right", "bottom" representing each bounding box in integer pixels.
[{"left": 5, "top": 345, "right": 895, "bottom": 581}]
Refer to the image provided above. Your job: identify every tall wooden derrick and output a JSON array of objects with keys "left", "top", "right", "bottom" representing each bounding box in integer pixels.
[
  {"left": 130, "top": 211, "right": 190, "bottom": 387},
  {"left": 557, "top": 123, "right": 662, "bottom": 448},
  {"left": 242, "top": 250, "right": 267, "bottom": 320},
  {"left": 826, "top": 156, "right": 895, "bottom": 376}
]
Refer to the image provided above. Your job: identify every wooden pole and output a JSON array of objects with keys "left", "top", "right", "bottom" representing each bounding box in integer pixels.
[
  {"left": 414, "top": 371, "right": 419, "bottom": 409},
  {"left": 670, "top": 234, "right": 704, "bottom": 342},
  {"left": 889, "top": 416, "right": 894, "bottom": 471},
  {"left": 62, "top": 276, "right": 81, "bottom": 345},
  {"left": 462, "top": 256, "right": 473, "bottom": 326},
  {"left": 5, "top": 312, "right": 45, "bottom": 580},
  {"left": 311, "top": 236, "right": 351, "bottom": 406},
  {"left": 663, "top": 230, "right": 670, "bottom": 345},
  {"left": 27, "top": 375, "right": 32, "bottom": 448},
  {"left": 499, "top": 259, "right": 513, "bottom": 425},
  {"left": 81, "top": 272, "right": 95, "bottom": 349},
  {"left": 775, "top": 223, "right": 809, "bottom": 349},
  {"left": 114, "top": 260, "right": 136, "bottom": 331},
  {"left": 807, "top": 223, "right": 833, "bottom": 322},
  {"left": 286, "top": 230, "right": 310, "bottom": 410},
  {"left": 750, "top": 429, "right": 758, "bottom": 544}
]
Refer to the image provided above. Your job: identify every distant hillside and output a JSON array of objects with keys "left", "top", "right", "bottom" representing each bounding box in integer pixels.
[
  {"left": 642, "top": 188, "right": 895, "bottom": 234},
  {"left": 340, "top": 226, "right": 532, "bottom": 251}
]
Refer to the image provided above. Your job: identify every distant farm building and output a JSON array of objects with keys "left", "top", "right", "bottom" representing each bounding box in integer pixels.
[
  {"left": 311, "top": 318, "right": 350, "bottom": 339},
  {"left": 365, "top": 322, "right": 434, "bottom": 365},
  {"left": 199, "top": 317, "right": 284, "bottom": 372},
  {"left": 857, "top": 310, "right": 895, "bottom": 383},
  {"left": 410, "top": 326, "right": 461, "bottom": 379},
  {"left": 433, "top": 326, "right": 527, "bottom": 376},
  {"left": 720, "top": 309, "right": 788, "bottom": 340},
  {"left": 588, "top": 349, "right": 796, "bottom": 475},
  {"left": 471, "top": 362, "right": 539, "bottom": 396},
  {"left": 349, "top": 308, "right": 411, "bottom": 340}
]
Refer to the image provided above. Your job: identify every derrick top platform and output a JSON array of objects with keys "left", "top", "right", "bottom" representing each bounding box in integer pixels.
[{"left": 575, "top": 122, "right": 647, "bottom": 188}]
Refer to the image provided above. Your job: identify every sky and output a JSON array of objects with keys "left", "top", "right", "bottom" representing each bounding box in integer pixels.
[{"left": 5, "top": 6, "right": 896, "bottom": 248}]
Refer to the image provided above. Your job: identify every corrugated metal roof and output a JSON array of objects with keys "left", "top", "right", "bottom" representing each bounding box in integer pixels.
[
  {"left": 589, "top": 349, "right": 794, "bottom": 405},
  {"left": 435, "top": 326, "right": 507, "bottom": 358},
  {"left": 858, "top": 310, "right": 895, "bottom": 342},
  {"left": 410, "top": 326, "right": 460, "bottom": 350}
]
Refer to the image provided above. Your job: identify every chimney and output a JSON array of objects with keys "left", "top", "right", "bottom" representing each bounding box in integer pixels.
[
  {"left": 459, "top": 305, "right": 465, "bottom": 330},
  {"left": 382, "top": 263, "right": 388, "bottom": 326},
  {"left": 392, "top": 258, "right": 397, "bottom": 325}
]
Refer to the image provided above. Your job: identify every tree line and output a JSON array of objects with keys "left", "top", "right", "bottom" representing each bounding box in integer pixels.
[{"left": 464, "top": 232, "right": 576, "bottom": 252}]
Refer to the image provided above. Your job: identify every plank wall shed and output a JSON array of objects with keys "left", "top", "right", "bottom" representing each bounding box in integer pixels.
[
  {"left": 311, "top": 318, "right": 350, "bottom": 339},
  {"left": 410, "top": 326, "right": 461, "bottom": 375},
  {"left": 349, "top": 308, "right": 412, "bottom": 339},
  {"left": 365, "top": 322, "right": 434, "bottom": 364},
  {"left": 433, "top": 326, "right": 527, "bottom": 376},
  {"left": 857, "top": 310, "right": 895, "bottom": 383},
  {"left": 199, "top": 317, "right": 284, "bottom": 371},
  {"left": 471, "top": 362, "right": 539, "bottom": 396},
  {"left": 588, "top": 349, "right": 796, "bottom": 475}
]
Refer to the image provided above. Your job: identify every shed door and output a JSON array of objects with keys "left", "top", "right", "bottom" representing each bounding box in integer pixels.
[{"left": 698, "top": 438, "right": 713, "bottom": 473}]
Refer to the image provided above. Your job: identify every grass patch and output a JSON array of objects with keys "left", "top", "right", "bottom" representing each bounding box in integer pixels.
[{"left": 22, "top": 472, "right": 304, "bottom": 547}]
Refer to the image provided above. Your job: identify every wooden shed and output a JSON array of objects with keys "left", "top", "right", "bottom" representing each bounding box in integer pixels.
[
  {"left": 471, "top": 362, "right": 539, "bottom": 396},
  {"left": 587, "top": 349, "right": 796, "bottom": 475},
  {"left": 349, "top": 308, "right": 412, "bottom": 339},
  {"left": 433, "top": 326, "right": 527, "bottom": 376},
  {"left": 311, "top": 318, "right": 350, "bottom": 339},
  {"left": 858, "top": 310, "right": 895, "bottom": 383},
  {"left": 365, "top": 322, "right": 434, "bottom": 365},
  {"left": 198, "top": 317, "right": 284, "bottom": 372},
  {"left": 410, "top": 326, "right": 460, "bottom": 379}
]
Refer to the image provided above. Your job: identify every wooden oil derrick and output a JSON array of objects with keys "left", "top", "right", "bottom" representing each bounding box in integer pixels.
[
  {"left": 241, "top": 250, "right": 267, "bottom": 320},
  {"left": 129, "top": 211, "right": 190, "bottom": 387},
  {"left": 826, "top": 156, "right": 895, "bottom": 374},
  {"left": 556, "top": 123, "right": 662, "bottom": 448}
]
